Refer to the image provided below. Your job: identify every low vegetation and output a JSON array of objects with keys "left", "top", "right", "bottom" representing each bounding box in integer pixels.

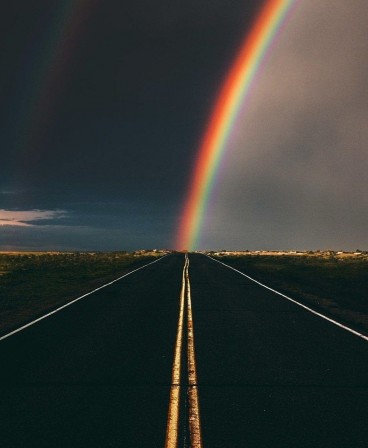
[
  {"left": 209, "top": 251, "right": 368, "bottom": 334},
  {"left": 0, "top": 250, "right": 166, "bottom": 336}
]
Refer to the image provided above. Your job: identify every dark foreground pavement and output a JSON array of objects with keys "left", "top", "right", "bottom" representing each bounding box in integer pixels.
[
  {"left": 1, "top": 253, "right": 368, "bottom": 447},
  {"left": 0, "top": 254, "right": 183, "bottom": 448}
]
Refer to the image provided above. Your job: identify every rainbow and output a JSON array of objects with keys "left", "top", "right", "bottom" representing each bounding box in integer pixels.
[
  {"left": 13, "top": 1, "right": 91, "bottom": 179},
  {"left": 175, "top": 0, "right": 299, "bottom": 250}
]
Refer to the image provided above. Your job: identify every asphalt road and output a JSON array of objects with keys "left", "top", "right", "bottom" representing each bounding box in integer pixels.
[{"left": 1, "top": 253, "right": 368, "bottom": 447}]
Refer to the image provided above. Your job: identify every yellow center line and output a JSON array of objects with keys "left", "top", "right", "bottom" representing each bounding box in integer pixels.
[
  {"left": 165, "top": 254, "right": 203, "bottom": 448},
  {"left": 186, "top": 258, "right": 203, "bottom": 448},
  {"left": 165, "top": 256, "right": 188, "bottom": 448}
]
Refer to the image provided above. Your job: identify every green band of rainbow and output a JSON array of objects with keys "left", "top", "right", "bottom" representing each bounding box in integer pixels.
[{"left": 175, "top": 0, "right": 298, "bottom": 250}]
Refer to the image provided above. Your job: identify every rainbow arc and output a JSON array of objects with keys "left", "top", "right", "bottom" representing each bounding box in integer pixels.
[{"left": 175, "top": 0, "right": 299, "bottom": 250}]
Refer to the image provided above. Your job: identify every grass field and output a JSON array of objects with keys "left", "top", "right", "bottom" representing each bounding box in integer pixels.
[
  {"left": 209, "top": 251, "right": 368, "bottom": 334},
  {"left": 0, "top": 250, "right": 166, "bottom": 336}
]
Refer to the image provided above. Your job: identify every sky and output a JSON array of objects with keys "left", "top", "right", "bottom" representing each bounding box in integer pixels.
[{"left": 1, "top": 0, "right": 367, "bottom": 251}]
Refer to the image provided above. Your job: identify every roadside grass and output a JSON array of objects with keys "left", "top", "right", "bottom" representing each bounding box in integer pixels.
[
  {"left": 209, "top": 252, "right": 368, "bottom": 334},
  {"left": 0, "top": 251, "right": 166, "bottom": 336}
]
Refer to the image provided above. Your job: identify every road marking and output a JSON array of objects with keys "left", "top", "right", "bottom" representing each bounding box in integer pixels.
[
  {"left": 165, "top": 254, "right": 203, "bottom": 448},
  {"left": 208, "top": 255, "right": 368, "bottom": 343},
  {"left": 0, "top": 255, "right": 168, "bottom": 342},
  {"left": 186, "top": 260, "right": 203, "bottom": 448},
  {"left": 165, "top": 256, "right": 188, "bottom": 448}
]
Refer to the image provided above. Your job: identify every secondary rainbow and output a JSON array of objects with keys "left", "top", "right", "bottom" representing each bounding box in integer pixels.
[
  {"left": 175, "top": 0, "right": 299, "bottom": 250},
  {"left": 14, "top": 1, "right": 91, "bottom": 178}
]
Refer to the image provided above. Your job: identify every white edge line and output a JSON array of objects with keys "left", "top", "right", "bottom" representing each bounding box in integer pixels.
[
  {"left": 0, "top": 255, "right": 168, "bottom": 342},
  {"left": 207, "top": 255, "right": 368, "bottom": 343}
]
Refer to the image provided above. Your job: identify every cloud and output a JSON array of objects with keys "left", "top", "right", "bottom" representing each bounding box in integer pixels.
[
  {"left": 0, "top": 202, "right": 177, "bottom": 250},
  {"left": 204, "top": 0, "right": 368, "bottom": 250},
  {"left": 0, "top": 209, "right": 67, "bottom": 227}
]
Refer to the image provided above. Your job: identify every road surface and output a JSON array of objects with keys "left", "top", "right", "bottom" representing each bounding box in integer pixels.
[{"left": 1, "top": 253, "right": 368, "bottom": 447}]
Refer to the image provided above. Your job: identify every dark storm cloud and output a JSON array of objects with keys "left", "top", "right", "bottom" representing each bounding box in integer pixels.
[
  {"left": 205, "top": 0, "right": 368, "bottom": 250},
  {"left": 0, "top": 202, "right": 177, "bottom": 251},
  {"left": 0, "top": 0, "right": 262, "bottom": 249}
]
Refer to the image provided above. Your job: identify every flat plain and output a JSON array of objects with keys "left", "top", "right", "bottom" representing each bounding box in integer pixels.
[
  {"left": 209, "top": 250, "right": 368, "bottom": 334},
  {"left": 0, "top": 250, "right": 166, "bottom": 336}
]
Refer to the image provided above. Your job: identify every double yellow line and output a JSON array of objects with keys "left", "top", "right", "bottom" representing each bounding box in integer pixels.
[{"left": 165, "top": 254, "right": 203, "bottom": 448}]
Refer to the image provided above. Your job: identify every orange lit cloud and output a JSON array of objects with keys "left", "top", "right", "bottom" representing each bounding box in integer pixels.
[{"left": 0, "top": 209, "right": 67, "bottom": 227}]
